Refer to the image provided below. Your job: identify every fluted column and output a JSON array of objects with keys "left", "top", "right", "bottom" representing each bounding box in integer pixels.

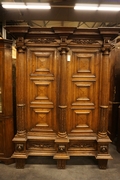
[
  {"left": 58, "top": 47, "right": 68, "bottom": 138},
  {"left": 16, "top": 37, "right": 26, "bottom": 136}
]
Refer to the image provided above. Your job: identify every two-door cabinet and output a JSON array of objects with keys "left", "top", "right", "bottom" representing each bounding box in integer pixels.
[
  {"left": 5, "top": 26, "right": 120, "bottom": 169},
  {"left": 0, "top": 39, "right": 14, "bottom": 164}
]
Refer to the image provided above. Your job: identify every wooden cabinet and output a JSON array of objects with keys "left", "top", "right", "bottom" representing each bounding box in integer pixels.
[
  {"left": 0, "top": 39, "right": 14, "bottom": 164},
  {"left": 5, "top": 26, "right": 120, "bottom": 169},
  {"left": 109, "top": 46, "right": 120, "bottom": 152}
]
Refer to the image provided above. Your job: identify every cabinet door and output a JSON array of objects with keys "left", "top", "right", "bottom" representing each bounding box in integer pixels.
[
  {"left": 26, "top": 47, "right": 58, "bottom": 134},
  {"left": 67, "top": 49, "right": 100, "bottom": 135}
]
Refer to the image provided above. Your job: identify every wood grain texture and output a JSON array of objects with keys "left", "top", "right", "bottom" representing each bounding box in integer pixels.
[
  {"left": 5, "top": 26, "right": 120, "bottom": 169},
  {"left": 0, "top": 39, "right": 14, "bottom": 164}
]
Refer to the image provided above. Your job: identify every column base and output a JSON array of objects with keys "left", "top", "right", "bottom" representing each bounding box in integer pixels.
[
  {"left": 16, "top": 158, "right": 26, "bottom": 169},
  {"left": 98, "top": 159, "right": 108, "bottom": 169},
  {"left": 57, "top": 159, "right": 66, "bottom": 169}
]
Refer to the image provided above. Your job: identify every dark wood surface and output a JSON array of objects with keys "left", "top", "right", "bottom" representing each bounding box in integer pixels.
[
  {"left": 108, "top": 48, "right": 120, "bottom": 152},
  {"left": 5, "top": 26, "right": 120, "bottom": 169},
  {"left": 0, "top": 39, "right": 14, "bottom": 164}
]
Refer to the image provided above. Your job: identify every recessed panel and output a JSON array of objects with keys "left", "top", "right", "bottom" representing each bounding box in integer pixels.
[{"left": 78, "top": 57, "right": 91, "bottom": 73}]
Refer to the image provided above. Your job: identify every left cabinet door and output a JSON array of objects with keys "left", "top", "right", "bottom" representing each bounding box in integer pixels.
[{"left": 0, "top": 39, "right": 14, "bottom": 164}]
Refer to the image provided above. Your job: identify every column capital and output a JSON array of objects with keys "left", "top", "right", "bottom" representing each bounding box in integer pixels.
[
  {"left": 101, "top": 38, "right": 111, "bottom": 55},
  {"left": 16, "top": 37, "right": 26, "bottom": 53},
  {"left": 58, "top": 46, "right": 69, "bottom": 55}
]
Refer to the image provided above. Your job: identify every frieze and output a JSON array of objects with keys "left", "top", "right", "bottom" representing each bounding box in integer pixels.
[
  {"left": 25, "top": 38, "right": 56, "bottom": 44},
  {"left": 69, "top": 142, "right": 95, "bottom": 149},
  {"left": 25, "top": 38, "right": 101, "bottom": 46},
  {"left": 71, "top": 39, "right": 101, "bottom": 45},
  {"left": 27, "top": 141, "right": 54, "bottom": 149}
]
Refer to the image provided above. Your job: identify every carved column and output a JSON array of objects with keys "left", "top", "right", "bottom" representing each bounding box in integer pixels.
[
  {"left": 98, "top": 44, "right": 110, "bottom": 137},
  {"left": 12, "top": 37, "right": 27, "bottom": 168},
  {"left": 58, "top": 47, "right": 68, "bottom": 138},
  {"left": 54, "top": 40, "right": 70, "bottom": 169},
  {"left": 16, "top": 37, "right": 26, "bottom": 136},
  {"left": 97, "top": 40, "right": 112, "bottom": 169}
]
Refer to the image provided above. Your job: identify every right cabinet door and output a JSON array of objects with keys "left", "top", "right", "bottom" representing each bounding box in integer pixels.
[{"left": 67, "top": 48, "right": 100, "bottom": 134}]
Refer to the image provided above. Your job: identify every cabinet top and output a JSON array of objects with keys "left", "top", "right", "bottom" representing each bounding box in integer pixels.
[
  {"left": 4, "top": 26, "right": 120, "bottom": 41},
  {"left": 0, "top": 39, "right": 13, "bottom": 49}
]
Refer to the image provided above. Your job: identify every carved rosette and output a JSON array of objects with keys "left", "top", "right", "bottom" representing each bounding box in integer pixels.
[
  {"left": 15, "top": 144, "right": 24, "bottom": 152},
  {"left": 99, "top": 145, "right": 108, "bottom": 154},
  {"left": 58, "top": 145, "right": 66, "bottom": 153},
  {"left": 98, "top": 143, "right": 108, "bottom": 154}
]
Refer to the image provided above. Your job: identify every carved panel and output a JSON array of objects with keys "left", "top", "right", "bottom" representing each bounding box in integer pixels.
[
  {"left": 71, "top": 110, "right": 93, "bottom": 133},
  {"left": 26, "top": 48, "right": 58, "bottom": 132},
  {"left": 75, "top": 110, "right": 90, "bottom": 125},
  {"left": 67, "top": 49, "right": 100, "bottom": 133},
  {"left": 72, "top": 82, "right": 94, "bottom": 105},
  {"left": 27, "top": 140, "right": 55, "bottom": 150},
  {"left": 25, "top": 38, "right": 55, "bottom": 44},
  {"left": 68, "top": 140, "right": 96, "bottom": 150},
  {"left": 71, "top": 39, "right": 100, "bottom": 45},
  {"left": 74, "top": 53, "right": 94, "bottom": 74},
  {"left": 30, "top": 51, "right": 53, "bottom": 75}
]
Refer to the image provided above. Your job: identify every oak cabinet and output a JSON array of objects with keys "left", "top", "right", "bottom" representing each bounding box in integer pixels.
[
  {"left": 5, "top": 26, "right": 120, "bottom": 169},
  {"left": 109, "top": 47, "right": 120, "bottom": 152},
  {"left": 0, "top": 39, "right": 14, "bottom": 164}
]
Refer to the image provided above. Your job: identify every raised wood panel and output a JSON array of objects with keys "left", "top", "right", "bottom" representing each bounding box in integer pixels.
[
  {"left": 67, "top": 49, "right": 100, "bottom": 134},
  {"left": 71, "top": 110, "right": 93, "bottom": 133},
  {"left": 26, "top": 48, "right": 58, "bottom": 133}
]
